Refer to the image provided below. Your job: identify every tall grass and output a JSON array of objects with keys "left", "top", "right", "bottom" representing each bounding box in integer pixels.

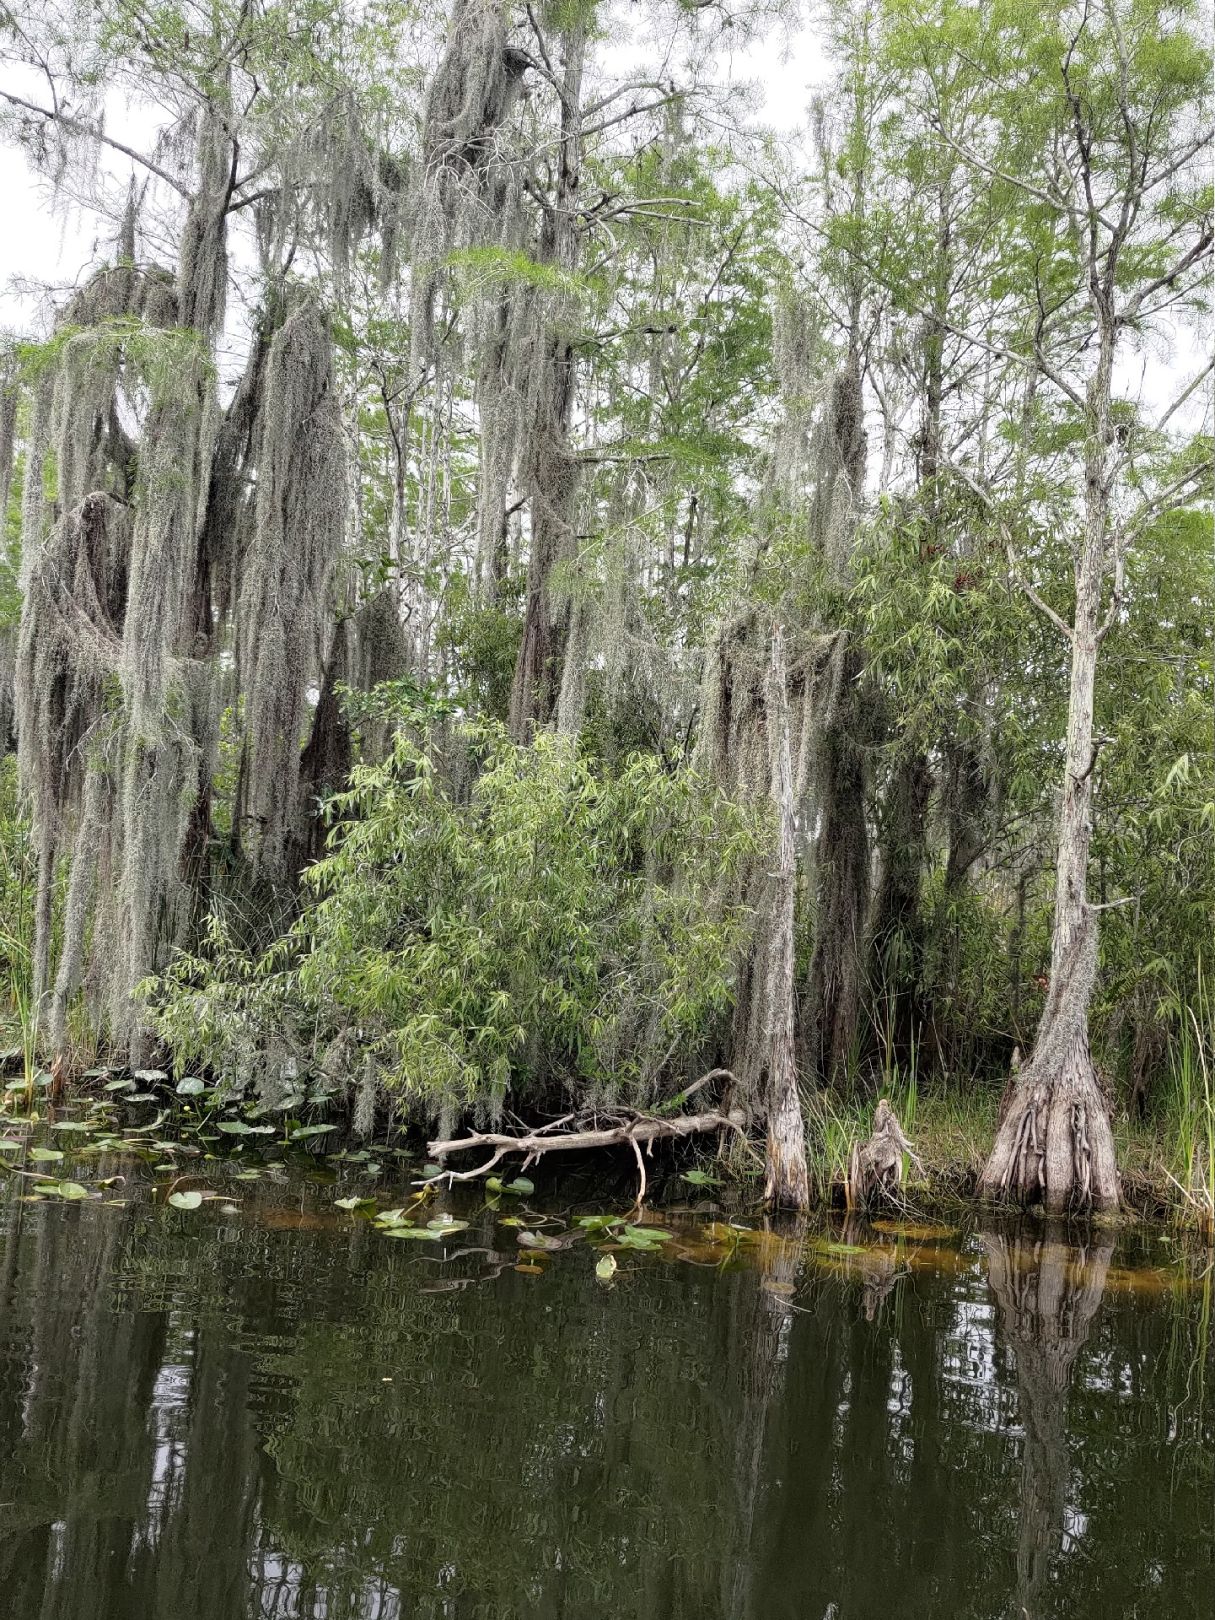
[
  {"left": 1162, "top": 973, "right": 1215, "bottom": 1241},
  {"left": 806, "top": 1034, "right": 923, "bottom": 1205}
]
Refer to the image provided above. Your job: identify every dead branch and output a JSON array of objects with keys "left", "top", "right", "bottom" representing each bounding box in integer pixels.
[{"left": 426, "top": 1103, "right": 748, "bottom": 1188}]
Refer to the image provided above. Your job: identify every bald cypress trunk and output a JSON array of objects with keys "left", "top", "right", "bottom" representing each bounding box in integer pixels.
[
  {"left": 980, "top": 344, "right": 1120, "bottom": 1214},
  {"left": 764, "top": 627, "right": 810, "bottom": 1210}
]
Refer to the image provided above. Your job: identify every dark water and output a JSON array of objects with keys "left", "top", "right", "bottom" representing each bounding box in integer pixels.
[{"left": 0, "top": 1157, "right": 1210, "bottom": 1619}]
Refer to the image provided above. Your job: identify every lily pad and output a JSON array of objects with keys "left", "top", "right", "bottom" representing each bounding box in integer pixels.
[
  {"left": 595, "top": 1254, "right": 618, "bottom": 1281},
  {"left": 175, "top": 1077, "right": 206, "bottom": 1096},
  {"left": 168, "top": 1190, "right": 203, "bottom": 1211},
  {"left": 30, "top": 1147, "right": 64, "bottom": 1163},
  {"left": 623, "top": 1224, "right": 671, "bottom": 1245},
  {"left": 518, "top": 1230, "right": 562, "bottom": 1252}
]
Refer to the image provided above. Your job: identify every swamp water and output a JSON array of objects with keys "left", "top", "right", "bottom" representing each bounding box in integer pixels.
[{"left": 0, "top": 1138, "right": 1209, "bottom": 1619}]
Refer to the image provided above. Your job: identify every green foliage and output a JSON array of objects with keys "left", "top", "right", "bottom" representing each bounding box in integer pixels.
[{"left": 145, "top": 696, "right": 758, "bottom": 1120}]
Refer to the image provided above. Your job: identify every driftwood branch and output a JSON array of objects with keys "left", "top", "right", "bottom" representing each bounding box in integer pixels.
[
  {"left": 427, "top": 1092, "right": 747, "bottom": 1203},
  {"left": 429, "top": 1106, "right": 746, "bottom": 1165}
]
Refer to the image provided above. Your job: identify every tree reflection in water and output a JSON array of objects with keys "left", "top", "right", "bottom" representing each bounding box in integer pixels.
[
  {"left": 0, "top": 1184, "right": 1207, "bottom": 1620},
  {"left": 983, "top": 1226, "right": 1114, "bottom": 1620}
]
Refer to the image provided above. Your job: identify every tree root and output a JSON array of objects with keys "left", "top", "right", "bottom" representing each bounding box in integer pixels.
[{"left": 980, "top": 1064, "right": 1118, "bottom": 1215}]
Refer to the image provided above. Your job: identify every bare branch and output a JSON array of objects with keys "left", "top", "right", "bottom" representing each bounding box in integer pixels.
[{"left": 0, "top": 88, "right": 192, "bottom": 196}]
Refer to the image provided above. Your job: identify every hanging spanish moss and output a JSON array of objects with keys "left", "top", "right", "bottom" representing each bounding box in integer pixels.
[
  {"left": 693, "top": 601, "right": 811, "bottom": 1205},
  {"left": 15, "top": 488, "right": 129, "bottom": 1001},
  {"left": 177, "top": 86, "right": 233, "bottom": 339},
  {"left": 411, "top": 0, "right": 529, "bottom": 360},
  {"left": 235, "top": 292, "right": 345, "bottom": 880}
]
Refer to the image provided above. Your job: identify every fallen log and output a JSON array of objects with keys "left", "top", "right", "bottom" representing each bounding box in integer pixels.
[{"left": 426, "top": 1094, "right": 747, "bottom": 1200}]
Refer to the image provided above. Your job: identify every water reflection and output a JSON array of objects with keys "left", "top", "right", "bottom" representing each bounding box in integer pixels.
[
  {"left": 0, "top": 1180, "right": 1208, "bottom": 1619},
  {"left": 984, "top": 1230, "right": 1113, "bottom": 1620}
]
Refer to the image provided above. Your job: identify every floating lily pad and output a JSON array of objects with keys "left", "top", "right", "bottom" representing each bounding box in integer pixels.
[
  {"left": 168, "top": 1190, "right": 203, "bottom": 1211},
  {"left": 623, "top": 1224, "right": 671, "bottom": 1245},
  {"left": 518, "top": 1230, "right": 562, "bottom": 1251}
]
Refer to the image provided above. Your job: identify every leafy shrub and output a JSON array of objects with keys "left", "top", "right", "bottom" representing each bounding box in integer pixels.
[{"left": 145, "top": 698, "right": 758, "bottom": 1126}]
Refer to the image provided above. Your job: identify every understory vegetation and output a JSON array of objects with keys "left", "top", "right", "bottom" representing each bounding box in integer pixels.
[{"left": 0, "top": 0, "right": 1211, "bottom": 1220}]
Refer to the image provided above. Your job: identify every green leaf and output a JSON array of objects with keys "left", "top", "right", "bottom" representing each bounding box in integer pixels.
[
  {"left": 335, "top": 1195, "right": 373, "bottom": 1211},
  {"left": 175, "top": 1077, "right": 206, "bottom": 1096},
  {"left": 517, "top": 1230, "right": 561, "bottom": 1251},
  {"left": 383, "top": 1224, "right": 441, "bottom": 1239},
  {"left": 289, "top": 1123, "right": 337, "bottom": 1139},
  {"left": 681, "top": 1169, "right": 720, "bottom": 1187},
  {"left": 595, "top": 1253, "right": 618, "bottom": 1281},
  {"left": 30, "top": 1147, "right": 64, "bottom": 1163},
  {"left": 168, "top": 1190, "right": 203, "bottom": 1210}
]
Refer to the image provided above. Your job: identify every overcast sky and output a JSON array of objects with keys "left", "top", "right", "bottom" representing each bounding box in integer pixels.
[
  {"left": 0, "top": 15, "right": 1204, "bottom": 430},
  {"left": 0, "top": 20, "right": 829, "bottom": 337}
]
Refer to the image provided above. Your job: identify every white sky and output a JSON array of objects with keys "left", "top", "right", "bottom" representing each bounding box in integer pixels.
[
  {"left": 0, "top": 16, "right": 1204, "bottom": 430},
  {"left": 0, "top": 20, "right": 829, "bottom": 334}
]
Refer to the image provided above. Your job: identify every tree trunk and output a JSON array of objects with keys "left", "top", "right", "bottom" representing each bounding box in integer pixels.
[
  {"left": 508, "top": 26, "right": 587, "bottom": 738},
  {"left": 805, "top": 639, "right": 870, "bottom": 1088},
  {"left": 868, "top": 750, "right": 933, "bottom": 1067},
  {"left": 764, "top": 627, "right": 810, "bottom": 1210},
  {"left": 980, "top": 348, "right": 1119, "bottom": 1213}
]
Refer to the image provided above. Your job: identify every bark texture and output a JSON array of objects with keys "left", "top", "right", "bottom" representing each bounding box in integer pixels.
[
  {"left": 979, "top": 912, "right": 1119, "bottom": 1212},
  {"left": 762, "top": 627, "right": 811, "bottom": 1211}
]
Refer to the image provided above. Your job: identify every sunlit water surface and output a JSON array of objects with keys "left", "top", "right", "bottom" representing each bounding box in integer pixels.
[{"left": 0, "top": 1146, "right": 1209, "bottom": 1619}]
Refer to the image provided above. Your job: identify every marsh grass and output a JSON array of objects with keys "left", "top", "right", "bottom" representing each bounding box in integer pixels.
[
  {"left": 1157, "top": 976, "right": 1214, "bottom": 1240},
  {"left": 806, "top": 1053, "right": 999, "bottom": 1208}
]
